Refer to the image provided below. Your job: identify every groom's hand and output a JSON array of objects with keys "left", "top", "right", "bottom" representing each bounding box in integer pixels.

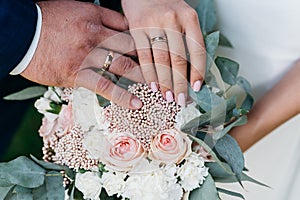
[{"left": 21, "top": 1, "right": 143, "bottom": 109}]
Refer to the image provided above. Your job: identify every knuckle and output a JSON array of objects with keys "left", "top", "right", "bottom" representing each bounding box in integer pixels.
[
  {"left": 186, "top": 9, "right": 199, "bottom": 21},
  {"left": 82, "top": 20, "right": 103, "bottom": 34},
  {"left": 138, "top": 50, "right": 152, "bottom": 63},
  {"left": 154, "top": 51, "right": 170, "bottom": 64},
  {"left": 119, "top": 57, "right": 134, "bottom": 72},
  {"left": 96, "top": 77, "right": 111, "bottom": 94},
  {"left": 172, "top": 54, "right": 187, "bottom": 66},
  {"left": 190, "top": 48, "right": 206, "bottom": 57},
  {"left": 164, "top": 10, "right": 177, "bottom": 22}
]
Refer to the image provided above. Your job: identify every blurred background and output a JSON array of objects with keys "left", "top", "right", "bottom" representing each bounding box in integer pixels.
[{"left": 0, "top": 76, "right": 42, "bottom": 162}]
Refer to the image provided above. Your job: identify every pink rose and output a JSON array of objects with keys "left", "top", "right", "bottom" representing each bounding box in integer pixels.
[
  {"left": 39, "top": 116, "right": 57, "bottom": 140},
  {"left": 57, "top": 103, "right": 73, "bottom": 132},
  {"left": 149, "top": 129, "right": 192, "bottom": 164},
  {"left": 39, "top": 103, "right": 73, "bottom": 142},
  {"left": 100, "top": 132, "right": 145, "bottom": 172}
]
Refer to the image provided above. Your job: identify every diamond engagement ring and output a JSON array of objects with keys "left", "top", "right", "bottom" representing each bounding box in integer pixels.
[{"left": 150, "top": 36, "right": 168, "bottom": 45}]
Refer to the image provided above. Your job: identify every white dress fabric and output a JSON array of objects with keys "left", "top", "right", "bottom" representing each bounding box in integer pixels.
[{"left": 215, "top": 0, "right": 300, "bottom": 199}]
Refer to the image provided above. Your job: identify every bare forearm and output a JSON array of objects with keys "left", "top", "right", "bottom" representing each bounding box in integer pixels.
[{"left": 230, "top": 62, "right": 300, "bottom": 152}]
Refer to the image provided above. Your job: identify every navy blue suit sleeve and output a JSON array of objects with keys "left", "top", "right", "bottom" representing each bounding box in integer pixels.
[{"left": 0, "top": 0, "right": 37, "bottom": 79}]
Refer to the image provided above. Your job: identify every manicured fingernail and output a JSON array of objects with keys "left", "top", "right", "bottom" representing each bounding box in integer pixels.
[
  {"left": 131, "top": 98, "right": 143, "bottom": 109},
  {"left": 166, "top": 91, "right": 174, "bottom": 102},
  {"left": 178, "top": 93, "right": 186, "bottom": 107},
  {"left": 151, "top": 82, "right": 158, "bottom": 92},
  {"left": 193, "top": 80, "right": 202, "bottom": 92}
]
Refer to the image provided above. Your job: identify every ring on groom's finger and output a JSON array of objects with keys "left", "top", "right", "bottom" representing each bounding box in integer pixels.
[
  {"left": 150, "top": 36, "right": 168, "bottom": 45},
  {"left": 102, "top": 50, "right": 114, "bottom": 71}
]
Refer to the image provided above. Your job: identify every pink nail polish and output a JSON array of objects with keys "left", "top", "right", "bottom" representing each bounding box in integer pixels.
[
  {"left": 193, "top": 80, "right": 202, "bottom": 92},
  {"left": 178, "top": 93, "right": 186, "bottom": 107},
  {"left": 131, "top": 98, "right": 142, "bottom": 109},
  {"left": 166, "top": 91, "right": 174, "bottom": 102},
  {"left": 151, "top": 82, "right": 158, "bottom": 92}
]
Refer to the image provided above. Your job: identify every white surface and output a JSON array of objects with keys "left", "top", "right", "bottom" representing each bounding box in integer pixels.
[
  {"left": 10, "top": 4, "right": 42, "bottom": 75},
  {"left": 215, "top": 0, "right": 300, "bottom": 199}
]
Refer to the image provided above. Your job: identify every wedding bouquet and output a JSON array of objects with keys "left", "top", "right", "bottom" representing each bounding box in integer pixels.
[{"left": 0, "top": 0, "right": 267, "bottom": 199}]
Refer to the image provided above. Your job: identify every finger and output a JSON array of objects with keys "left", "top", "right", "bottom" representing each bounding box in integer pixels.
[
  {"left": 75, "top": 69, "right": 142, "bottom": 110},
  {"left": 165, "top": 28, "right": 188, "bottom": 107},
  {"left": 98, "top": 6, "right": 128, "bottom": 31},
  {"left": 98, "top": 28, "right": 136, "bottom": 56},
  {"left": 148, "top": 29, "right": 173, "bottom": 101},
  {"left": 130, "top": 29, "right": 158, "bottom": 91},
  {"left": 84, "top": 48, "right": 144, "bottom": 83},
  {"left": 182, "top": 9, "right": 206, "bottom": 92}
]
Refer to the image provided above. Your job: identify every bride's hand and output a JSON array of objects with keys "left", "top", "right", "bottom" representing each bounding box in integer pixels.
[
  {"left": 122, "top": 0, "right": 206, "bottom": 106},
  {"left": 21, "top": 1, "right": 143, "bottom": 110}
]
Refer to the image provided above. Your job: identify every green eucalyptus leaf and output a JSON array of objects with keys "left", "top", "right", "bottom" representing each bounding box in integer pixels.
[
  {"left": 117, "top": 77, "right": 136, "bottom": 90},
  {"left": 12, "top": 186, "right": 33, "bottom": 200},
  {"left": 215, "top": 172, "right": 270, "bottom": 188},
  {"left": 206, "top": 162, "right": 234, "bottom": 179},
  {"left": 215, "top": 135, "right": 245, "bottom": 182},
  {"left": 30, "top": 155, "right": 68, "bottom": 171},
  {"left": 215, "top": 57, "right": 239, "bottom": 85},
  {"left": 204, "top": 70, "right": 220, "bottom": 88},
  {"left": 195, "top": 0, "right": 217, "bottom": 35},
  {"left": 213, "top": 115, "right": 247, "bottom": 140},
  {"left": 182, "top": 96, "right": 236, "bottom": 134},
  {"left": 0, "top": 156, "right": 45, "bottom": 188},
  {"left": 189, "top": 85, "right": 224, "bottom": 112},
  {"left": 188, "top": 135, "right": 235, "bottom": 175},
  {"left": 217, "top": 188, "right": 245, "bottom": 199},
  {"left": 205, "top": 31, "right": 220, "bottom": 70},
  {"left": 0, "top": 180, "right": 14, "bottom": 187},
  {"left": 3, "top": 86, "right": 47, "bottom": 101},
  {"left": 0, "top": 185, "right": 14, "bottom": 200},
  {"left": 32, "top": 171, "right": 65, "bottom": 200},
  {"left": 181, "top": 111, "right": 210, "bottom": 133},
  {"left": 65, "top": 169, "right": 76, "bottom": 181},
  {"left": 241, "top": 94, "right": 254, "bottom": 111},
  {"left": 97, "top": 95, "right": 110, "bottom": 107},
  {"left": 237, "top": 76, "right": 252, "bottom": 93},
  {"left": 94, "top": 0, "right": 100, "bottom": 6},
  {"left": 219, "top": 33, "right": 233, "bottom": 48},
  {"left": 189, "top": 174, "right": 220, "bottom": 200},
  {"left": 185, "top": 0, "right": 201, "bottom": 9}
]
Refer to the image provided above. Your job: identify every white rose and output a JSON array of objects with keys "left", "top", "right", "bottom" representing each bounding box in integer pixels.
[
  {"left": 72, "top": 87, "right": 108, "bottom": 131},
  {"left": 101, "top": 172, "right": 126, "bottom": 197},
  {"left": 177, "top": 152, "right": 209, "bottom": 191},
  {"left": 75, "top": 172, "right": 102, "bottom": 200},
  {"left": 175, "top": 102, "right": 202, "bottom": 131},
  {"left": 83, "top": 129, "right": 107, "bottom": 158},
  {"left": 123, "top": 170, "right": 182, "bottom": 200},
  {"left": 35, "top": 97, "right": 54, "bottom": 115}
]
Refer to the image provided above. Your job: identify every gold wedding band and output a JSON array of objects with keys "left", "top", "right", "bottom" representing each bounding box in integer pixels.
[
  {"left": 150, "top": 36, "right": 167, "bottom": 45},
  {"left": 102, "top": 50, "right": 114, "bottom": 71}
]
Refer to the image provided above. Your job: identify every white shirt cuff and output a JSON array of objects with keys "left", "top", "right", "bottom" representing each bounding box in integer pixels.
[{"left": 10, "top": 4, "right": 42, "bottom": 75}]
